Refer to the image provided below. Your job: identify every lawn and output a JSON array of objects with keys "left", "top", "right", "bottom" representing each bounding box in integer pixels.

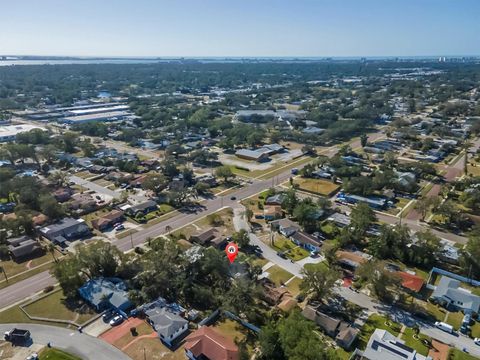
[
  {"left": 124, "top": 337, "right": 186, "bottom": 360},
  {"left": 470, "top": 321, "right": 480, "bottom": 338},
  {"left": 271, "top": 235, "right": 309, "bottom": 261},
  {"left": 401, "top": 328, "right": 431, "bottom": 356},
  {"left": 422, "top": 301, "right": 447, "bottom": 322},
  {"left": 286, "top": 277, "right": 302, "bottom": 296},
  {"left": 448, "top": 348, "right": 479, "bottom": 360},
  {"left": 212, "top": 318, "right": 255, "bottom": 356},
  {"left": 445, "top": 311, "right": 464, "bottom": 330},
  {"left": 39, "top": 348, "right": 82, "bottom": 360},
  {"left": 112, "top": 321, "right": 154, "bottom": 349},
  {"left": 266, "top": 265, "right": 294, "bottom": 286},
  {"left": 0, "top": 249, "right": 60, "bottom": 279},
  {"left": 357, "top": 314, "right": 401, "bottom": 350},
  {"left": 293, "top": 178, "right": 340, "bottom": 196},
  {"left": 23, "top": 289, "right": 96, "bottom": 324},
  {"left": 116, "top": 228, "right": 138, "bottom": 239}
]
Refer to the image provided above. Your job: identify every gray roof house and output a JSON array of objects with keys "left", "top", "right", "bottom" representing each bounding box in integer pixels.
[
  {"left": 352, "top": 329, "right": 427, "bottom": 360},
  {"left": 145, "top": 306, "right": 189, "bottom": 347},
  {"left": 431, "top": 277, "right": 480, "bottom": 313},
  {"left": 7, "top": 236, "right": 42, "bottom": 261},
  {"left": 78, "top": 277, "right": 133, "bottom": 316},
  {"left": 39, "top": 218, "right": 91, "bottom": 246},
  {"left": 270, "top": 218, "right": 301, "bottom": 237}
]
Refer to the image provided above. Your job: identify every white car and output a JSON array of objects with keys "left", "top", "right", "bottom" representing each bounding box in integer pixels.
[
  {"left": 474, "top": 338, "right": 480, "bottom": 345},
  {"left": 109, "top": 315, "right": 124, "bottom": 326}
]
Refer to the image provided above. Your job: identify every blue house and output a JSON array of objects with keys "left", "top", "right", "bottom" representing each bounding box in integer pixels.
[
  {"left": 78, "top": 277, "right": 133, "bottom": 317},
  {"left": 337, "top": 192, "right": 387, "bottom": 210},
  {"left": 290, "top": 231, "right": 322, "bottom": 253}
]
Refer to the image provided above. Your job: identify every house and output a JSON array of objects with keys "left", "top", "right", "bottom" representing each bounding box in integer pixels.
[
  {"left": 336, "top": 249, "right": 372, "bottom": 271},
  {"left": 39, "top": 218, "right": 91, "bottom": 246},
  {"left": 106, "top": 171, "right": 134, "bottom": 183},
  {"left": 126, "top": 200, "right": 158, "bottom": 216},
  {"left": 7, "top": 236, "right": 42, "bottom": 261},
  {"left": 262, "top": 205, "right": 283, "bottom": 220},
  {"left": 397, "top": 272, "right": 424, "bottom": 293},
  {"left": 235, "top": 149, "right": 269, "bottom": 162},
  {"left": 351, "top": 329, "right": 428, "bottom": 360},
  {"left": 431, "top": 277, "right": 480, "bottom": 313},
  {"left": 32, "top": 213, "right": 48, "bottom": 226},
  {"left": 270, "top": 218, "right": 301, "bottom": 237},
  {"left": 91, "top": 210, "right": 124, "bottom": 231},
  {"left": 277, "top": 297, "right": 298, "bottom": 312},
  {"left": 260, "top": 278, "right": 291, "bottom": 305},
  {"left": 190, "top": 228, "right": 226, "bottom": 248},
  {"left": 439, "top": 239, "right": 460, "bottom": 264},
  {"left": 53, "top": 188, "right": 73, "bottom": 202},
  {"left": 145, "top": 306, "right": 188, "bottom": 347},
  {"left": 184, "top": 326, "right": 239, "bottom": 360},
  {"left": 336, "top": 326, "right": 359, "bottom": 350},
  {"left": 337, "top": 192, "right": 387, "bottom": 210},
  {"left": 290, "top": 231, "right": 322, "bottom": 253},
  {"left": 265, "top": 193, "right": 286, "bottom": 206},
  {"left": 327, "top": 213, "right": 351, "bottom": 227},
  {"left": 68, "top": 193, "right": 97, "bottom": 213},
  {"left": 78, "top": 278, "right": 133, "bottom": 316},
  {"left": 302, "top": 306, "right": 358, "bottom": 350}
]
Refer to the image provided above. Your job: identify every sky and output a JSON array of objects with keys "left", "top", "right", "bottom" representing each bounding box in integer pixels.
[{"left": 1, "top": 0, "right": 479, "bottom": 57}]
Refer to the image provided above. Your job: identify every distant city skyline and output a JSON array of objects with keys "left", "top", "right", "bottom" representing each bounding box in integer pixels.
[{"left": 1, "top": 0, "right": 479, "bottom": 57}]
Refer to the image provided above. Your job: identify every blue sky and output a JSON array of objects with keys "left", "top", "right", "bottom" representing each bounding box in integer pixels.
[{"left": 1, "top": 0, "right": 479, "bottom": 57}]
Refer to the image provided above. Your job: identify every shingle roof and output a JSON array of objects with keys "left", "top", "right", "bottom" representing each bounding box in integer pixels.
[
  {"left": 184, "top": 326, "right": 239, "bottom": 360},
  {"left": 145, "top": 307, "right": 188, "bottom": 338}
]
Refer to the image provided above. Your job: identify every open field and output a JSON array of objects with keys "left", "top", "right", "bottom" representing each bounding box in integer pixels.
[{"left": 293, "top": 177, "right": 340, "bottom": 196}]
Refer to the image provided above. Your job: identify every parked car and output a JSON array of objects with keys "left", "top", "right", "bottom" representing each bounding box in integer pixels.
[
  {"left": 230, "top": 196, "right": 237, "bottom": 200},
  {"left": 277, "top": 252, "right": 287, "bottom": 259},
  {"left": 109, "top": 315, "right": 124, "bottom": 326},
  {"left": 474, "top": 338, "right": 480, "bottom": 345},
  {"left": 102, "top": 310, "right": 114, "bottom": 322},
  {"left": 114, "top": 224, "right": 125, "bottom": 231},
  {"left": 435, "top": 321, "right": 454, "bottom": 334}
]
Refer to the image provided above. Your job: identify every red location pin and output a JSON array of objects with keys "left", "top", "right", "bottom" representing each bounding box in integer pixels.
[{"left": 225, "top": 242, "right": 239, "bottom": 264}]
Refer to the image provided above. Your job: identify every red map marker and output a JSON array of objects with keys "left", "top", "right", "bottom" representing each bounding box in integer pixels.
[{"left": 225, "top": 242, "right": 239, "bottom": 264}]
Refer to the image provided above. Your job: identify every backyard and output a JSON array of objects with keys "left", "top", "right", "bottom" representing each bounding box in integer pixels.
[
  {"left": 266, "top": 265, "right": 294, "bottom": 286},
  {"left": 293, "top": 178, "right": 340, "bottom": 196}
]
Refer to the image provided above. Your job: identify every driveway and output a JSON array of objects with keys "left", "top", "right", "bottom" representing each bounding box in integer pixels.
[
  {"left": 69, "top": 174, "right": 121, "bottom": 199},
  {"left": 0, "top": 323, "right": 130, "bottom": 360},
  {"left": 334, "top": 286, "right": 480, "bottom": 356}
]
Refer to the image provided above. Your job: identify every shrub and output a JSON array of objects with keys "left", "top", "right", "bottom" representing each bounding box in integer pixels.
[{"left": 44, "top": 285, "right": 55, "bottom": 293}]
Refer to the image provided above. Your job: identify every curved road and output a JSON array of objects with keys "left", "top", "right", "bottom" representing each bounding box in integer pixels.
[{"left": 0, "top": 323, "right": 130, "bottom": 359}]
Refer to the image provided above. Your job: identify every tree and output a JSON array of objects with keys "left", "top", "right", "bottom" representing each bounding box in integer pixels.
[
  {"left": 259, "top": 321, "right": 286, "bottom": 360},
  {"left": 46, "top": 242, "right": 58, "bottom": 263},
  {"left": 460, "top": 229, "right": 480, "bottom": 279},
  {"left": 350, "top": 202, "right": 376, "bottom": 237},
  {"left": 300, "top": 265, "right": 339, "bottom": 303},
  {"left": 281, "top": 188, "right": 298, "bottom": 215},
  {"left": 142, "top": 173, "right": 167, "bottom": 195},
  {"left": 0, "top": 265, "right": 8, "bottom": 283},
  {"left": 369, "top": 224, "right": 410, "bottom": 262},
  {"left": 232, "top": 229, "right": 250, "bottom": 249},
  {"left": 293, "top": 201, "right": 320, "bottom": 232},
  {"left": 39, "top": 194, "right": 65, "bottom": 220},
  {"left": 215, "top": 165, "right": 235, "bottom": 183},
  {"left": 357, "top": 261, "right": 401, "bottom": 302},
  {"left": 48, "top": 171, "right": 69, "bottom": 187},
  {"left": 408, "top": 230, "right": 440, "bottom": 267},
  {"left": 360, "top": 134, "right": 368, "bottom": 147}
]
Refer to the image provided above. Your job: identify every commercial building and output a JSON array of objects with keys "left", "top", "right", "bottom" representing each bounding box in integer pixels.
[
  {"left": 0, "top": 125, "right": 45, "bottom": 142},
  {"left": 62, "top": 110, "right": 131, "bottom": 124}
]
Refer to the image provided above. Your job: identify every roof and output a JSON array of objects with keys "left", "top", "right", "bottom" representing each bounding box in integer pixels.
[
  {"left": 398, "top": 272, "right": 424, "bottom": 293},
  {"left": 184, "top": 326, "right": 239, "bottom": 360},
  {"left": 78, "top": 278, "right": 132, "bottom": 311},
  {"left": 336, "top": 326, "right": 359, "bottom": 345},
  {"left": 301, "top": 306, "right": 341, "bottom": 334},
  {"left": 277, "top": 297, "right": 298, "bottom": 312},
  {"left": 291, "top": 231, "right": 321, "bottom": 247},
  {"left": 361, "top": 329, "right": 427, "bottom": 360},
  {"left": 265, "top": 193, "right": 286, "bottom": 205},
  {"left": 130, "top": 200, "right": 157, "bottom": 212},
  {"left": 0, "top": 124, "right": 45, "bottom": 139},
  {"left": 92, "top": 210, "right": 124, "bottom": 228},
  {"left": 190, "top": 227, "right": 218, "bottom": 244},
  {"left": 327, "top": 213, "right": 351, "bottom": 226},
  {"left": 270, "top": 218, "right": 300, "bottom": 230},
  {"left": 431, "top": 277, "right": 480, "bottom": 313},
  {"left": 40, "top": 218, "right": 88, "bottom": 235},
  {"left": 235, "top": 149, "right": 268, "bottom": 160},
  {"left": 145, "top": 307, "right": 188, "bottom": 338},
  {"left": 8, "top": 237, "right": 41, "bottom": 258}
]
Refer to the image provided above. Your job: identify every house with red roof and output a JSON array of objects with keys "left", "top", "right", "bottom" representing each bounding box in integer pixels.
[
  {"left": 184, "top": 326, "right": 239, "bottom": 360},
  {"left": 398, "top": 271, "right": 424, "bottom": 293}
]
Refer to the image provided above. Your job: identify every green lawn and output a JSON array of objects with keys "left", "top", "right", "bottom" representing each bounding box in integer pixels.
[
  {"left": 470, "top": 322, "right": 480, "bottom": 338},
  {"left": 286, "top": 277, "right": 302, "bottom": 296},
  {"left": 423, "top": 301, "right": 447, "bottom": 322},
  {"left": 448, "top": 348, "right": 479, "bottom": 360},
  {"left": 445, "top": 311, "right": 464, "bottom": 330},
  {"left": 357, "top": 314, "right": 401, "bottom": 350},
  {"left": 401, "top": 328, "right": 431, "bottom": 356},
  {"left": 39, "top": 348, "right": 82, "bottom": 360},
  {"left": 271, "top": 236, "right": 309, "bottom": 261},
  {"left": 266, "top": 265, "right": 294, "bottom": 286},
  {"left": 21, "top": 289, "right": 96, "bottom": 325}
]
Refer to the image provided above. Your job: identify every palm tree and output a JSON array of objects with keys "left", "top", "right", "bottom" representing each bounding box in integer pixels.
[
  {"left": 0, "top": 266, "right": 8, "bottom": 283},
  {"left": 47, "top": 243, "right": 58, "bottom": 263}
]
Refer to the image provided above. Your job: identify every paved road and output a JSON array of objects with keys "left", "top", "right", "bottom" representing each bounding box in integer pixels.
[
  {"left": 0, "top": 271, "right": 55, "bottom": 310},
  {"left": 335, "top": 286, "right": 480, "bottom": 356},
  {"left": 69, "top": 174, "right": 121, "bottom": 199},
  {"left": 0, "top": 323, "right": 130, "bottom": 360}
]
